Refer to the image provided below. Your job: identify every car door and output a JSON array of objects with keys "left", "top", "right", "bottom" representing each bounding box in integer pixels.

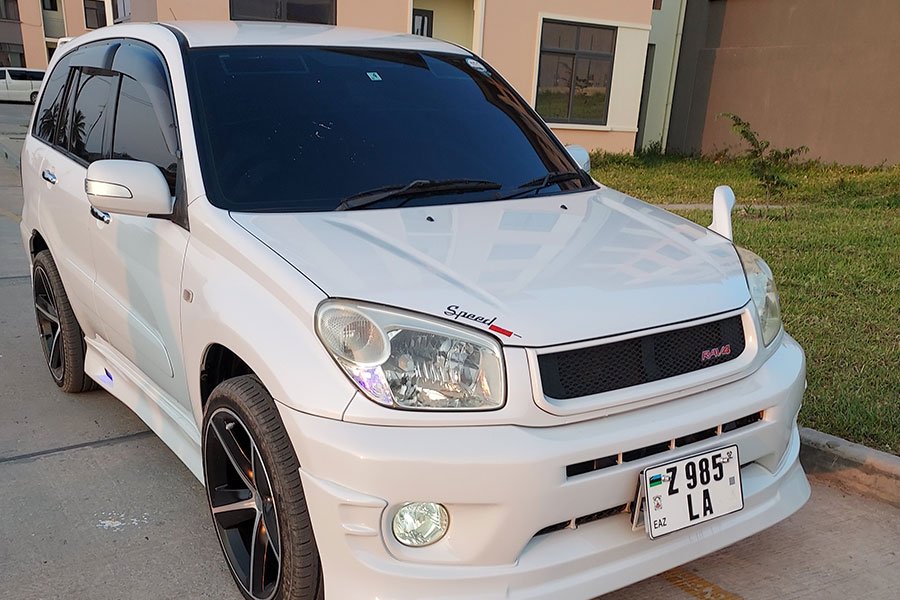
[
  {"left": 0, "top": 69, "right": 9, "bottom": 100},
  {"left": 88, "top": 40, "right": 191, "bottom": 405},
  {"left": 7, "top": 69, "right": 32, "bottom": 101},
  {"left": 28, "top": 45, "right": 117, "bottom": 340},
  {"left": 27, "top": 70, "right": 45, "bottom": 93}
]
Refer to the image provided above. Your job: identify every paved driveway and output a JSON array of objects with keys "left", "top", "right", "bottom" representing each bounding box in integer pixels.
[{"left": 0, "top": 102, "right": 897, "bottom": 600}]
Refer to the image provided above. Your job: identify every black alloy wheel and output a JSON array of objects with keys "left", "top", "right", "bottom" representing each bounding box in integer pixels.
[
  {"left": 206, "top": 406, "right": 283, "bottom": 599},
  {"left": 31, "top": 250, "right": 96, "bottom": 392},
  {"left": 203, "top": 376, "right": 324, "bottom": 600},
  {"left": 33, "top": 262, "right": 65, "bottom": 382}
]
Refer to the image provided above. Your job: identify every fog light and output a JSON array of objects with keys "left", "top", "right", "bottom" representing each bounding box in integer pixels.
[{"left": 391, "top": 502, "right": 449, "bottom": 547}]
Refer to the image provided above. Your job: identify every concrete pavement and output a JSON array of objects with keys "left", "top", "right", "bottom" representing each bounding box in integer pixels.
[
  {"left": 0, "top": 101, "right": 897, "bottom": 599},
  {"left": 0, "top": 154, "right": 241, "bottom": 598},
  {"left": 0, "top": 101, "right": 30, "bottom": 168}
]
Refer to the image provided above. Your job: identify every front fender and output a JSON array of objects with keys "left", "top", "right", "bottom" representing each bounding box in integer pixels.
[{"left": 182, "top": 198, "right": 356, "bottom": 429}]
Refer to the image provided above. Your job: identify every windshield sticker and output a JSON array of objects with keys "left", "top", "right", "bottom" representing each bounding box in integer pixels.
[{"left": 444, "top": 304, "right": 520, "bottom": 338}]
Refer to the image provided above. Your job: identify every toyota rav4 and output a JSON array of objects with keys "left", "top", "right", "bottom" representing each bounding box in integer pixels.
[{"left": 20, "top": 21, "right": 809, "bottom": 600}]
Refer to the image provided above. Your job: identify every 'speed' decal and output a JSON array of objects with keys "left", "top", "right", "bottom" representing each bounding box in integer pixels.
[{"left": 444, "top": 305, "right": 520, "bottom": 338}]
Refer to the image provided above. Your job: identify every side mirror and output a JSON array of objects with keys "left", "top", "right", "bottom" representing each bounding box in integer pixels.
[
  {"left": 709, "top": 185, "right": 736, "bottom": 240},
  {"left": 85, "top": 160, "right": 173, "bottom": 217},
  {"left": 566, "top": 144, "right": 591, "bottom": 172}
]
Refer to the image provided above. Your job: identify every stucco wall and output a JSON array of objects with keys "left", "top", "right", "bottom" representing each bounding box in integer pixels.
[
  {"left": 338, "top": 0, "right": 409, "bottom": 32},
  {"left": 413, "top": 0, "right": 474, "bottom": 48},
  {"left": 16, "top": 1, "right": 45, "bottom": 68},
  {"left": 156, "top": 0, "right": 229, "bottom": 21},
  {"left": 669, "top": 0, "right": 900, "bottom": 166},
  {"left": 61, "top": 0, "right": 90, "bottom": 38},
  {"left": 480, "top": 0, "right": 651, "bottom": 153},
  {"left": 129, "top": 0, "right": 158, "bottom": 21}
]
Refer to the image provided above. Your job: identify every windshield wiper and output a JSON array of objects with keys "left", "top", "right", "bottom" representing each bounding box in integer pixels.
[
  {"left": 335, "top": 179, "right": 501, "bottom": 211},
  {"left": 496, "top": 171, "right": 585, "bottom": 201}
]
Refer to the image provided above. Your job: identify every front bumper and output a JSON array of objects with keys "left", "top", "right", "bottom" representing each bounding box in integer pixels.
[{"left": 278, "top": 335, "right": 809, "bottom": 599}]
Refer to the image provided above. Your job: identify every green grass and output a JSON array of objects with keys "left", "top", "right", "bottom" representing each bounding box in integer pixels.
[
  {"left": 591, "top": 154, "right": 900, "bottom": 454},
  {"left": 592, "top": 152, "right": 900, "bottom": 208}
]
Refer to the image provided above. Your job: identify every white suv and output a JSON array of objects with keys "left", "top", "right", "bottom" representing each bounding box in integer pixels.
[{"left": 20, "top": 22, "right": 809, "bottom": 600}]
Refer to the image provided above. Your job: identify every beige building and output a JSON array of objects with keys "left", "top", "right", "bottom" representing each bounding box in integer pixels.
[
  {"left": 668, "top": 0, "right": 900, "bottom": 166},
  {"left": 637, "top": 0, "right": 685, "bottom": 152},
  {"left": 3, "top": 0, "right": 666, "bottom": 153}
]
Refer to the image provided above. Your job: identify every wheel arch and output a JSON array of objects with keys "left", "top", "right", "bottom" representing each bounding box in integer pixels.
[
  {"left": 181, "top": 201, "right": 357, "bottom": 427},
  {"left": 29, "top": 229, "right": 49, "bottom": 257},
  {"left": 199, "top": 342, "right": 255, "bottom": 409}
]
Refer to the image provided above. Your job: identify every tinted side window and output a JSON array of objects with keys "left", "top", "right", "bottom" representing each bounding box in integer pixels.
[
  {"left": 9, "top": 70, "right": 26, "bottom": 80},
  {"left": 67, "top": 68, "right": 118, "bottom": 164},
  {"left": 34, "top": 53, "right": 73, "bottom": 144},
  {"left": 27, "top": 71, "right": 45, "bottom": 81},
  {"left": 0, "top": 70, "right": 5, "bottom": 80},
  {"left": 112, "top": 75, "right": 177, "bottom": 194}
]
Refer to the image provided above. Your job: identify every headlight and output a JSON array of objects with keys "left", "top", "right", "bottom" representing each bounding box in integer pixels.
[
  {"left": 315, "top": 300, "right": 505, "bottom": 410},
  {"left": 736, "top": 247, "right": 782, "bottom": 346}
]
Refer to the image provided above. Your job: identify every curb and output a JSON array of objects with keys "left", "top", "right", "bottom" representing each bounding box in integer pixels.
[{"left": 799, "top": 427, "right": 900, "bottom": 508}]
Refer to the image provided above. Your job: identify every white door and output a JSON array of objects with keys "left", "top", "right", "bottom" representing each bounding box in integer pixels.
[
  {"left": 0, "top": 70, "right": 10, "bottom": 100},
  {"left": 7, "top": 69, "right": 33, "bottom": 101},
  {"left": 26, "top": 55, "right": 101, "bottom": 337},
  {"left": 88, "top": 42, "right": 191, "bottom": 405}
]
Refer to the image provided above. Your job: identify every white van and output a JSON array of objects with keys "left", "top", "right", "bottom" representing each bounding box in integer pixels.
[{"left": 0, "top": 68, "right": 45, "bottom": 103}]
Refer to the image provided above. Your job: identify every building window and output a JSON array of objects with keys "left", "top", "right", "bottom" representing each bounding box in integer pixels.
[
  {"left": 0, "top": 42, "right": 24, "bottom": 67},
  {"left": 230, "top": 0, "right": 336, "bottom": 25},
  {"left": 0, "top": 0, "right": 20, "bottom": 21},
  {"left": 535, "top": 20, "right": 616, "bottom": 126},
  {"left": 84, "top": 0, "right": 107, "bottom": 29},
  {"left": 112, "top": 0, "right": 130, "bottom": 22},
  {"left": 412, "top": 8, "right": 433, "bottom": 37}
]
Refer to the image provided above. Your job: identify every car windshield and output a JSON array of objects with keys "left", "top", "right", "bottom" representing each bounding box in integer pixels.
[{"left": 186, "top": 46, "right": 593, "bottom": 212}]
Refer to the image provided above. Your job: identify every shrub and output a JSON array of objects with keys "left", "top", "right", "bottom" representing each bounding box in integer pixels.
[{"left": 718, "top": 112, "right": 809, "bottom": 200}]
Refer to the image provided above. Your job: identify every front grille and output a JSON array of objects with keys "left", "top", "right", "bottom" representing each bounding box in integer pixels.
[
  {"left": 534, "top": 504, "right": 628, "bottom": 537},
  {"left": 538, "top": 315, "right": 746, "bottom": 400},
  {"left": 537, "top": 456, "right": 759, "bottom": 538},
  {"left": 566, "top": 411, "right": 763, "bottom": 479},
  {"left": 535, "top": 413, "right": 764, "bottom": 539}
]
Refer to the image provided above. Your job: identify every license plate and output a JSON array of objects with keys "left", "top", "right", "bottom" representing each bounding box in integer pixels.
[{"left": 641, "top": 445, "right": 743, "bottom": 539}]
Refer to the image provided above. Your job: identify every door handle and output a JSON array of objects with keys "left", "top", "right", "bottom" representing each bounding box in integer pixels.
[
  {"left": 90, "top": 206, "right": 111, "bottom": 224},
  {"left": 41, "top": 170, "right": 57, "bottom": 185}
]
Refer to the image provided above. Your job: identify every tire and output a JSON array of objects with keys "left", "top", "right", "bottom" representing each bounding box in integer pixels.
[
  {"left": 203, "top": 375, "right": 324, "bottom": 600},
  {"left": 32, "top": 250, "right": 97, "bottom": 392},
  {"left": 30, "top": 91, "right": 38, "bottom": 104}
]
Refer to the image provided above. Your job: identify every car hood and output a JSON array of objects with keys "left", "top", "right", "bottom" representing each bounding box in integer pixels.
[{"left": 231, "top": 187, "right": 750, "bottom": 347}]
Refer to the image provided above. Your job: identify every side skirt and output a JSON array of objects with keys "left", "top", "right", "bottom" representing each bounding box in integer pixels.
[{"left": 84, "top": 336, "right": 204, "bottom": 482}]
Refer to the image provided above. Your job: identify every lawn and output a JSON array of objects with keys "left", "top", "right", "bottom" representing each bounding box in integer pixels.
[{"left": 591, "top": 153, "right": 900, "bottom": 454}]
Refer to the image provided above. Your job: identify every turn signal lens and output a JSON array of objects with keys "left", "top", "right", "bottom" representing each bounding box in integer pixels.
[
  {"left": 736, "top": 247, "right": 783, "bottom": 346},
  {"left": 317, "top": 305, "right": 389, "bottom": 366}
]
